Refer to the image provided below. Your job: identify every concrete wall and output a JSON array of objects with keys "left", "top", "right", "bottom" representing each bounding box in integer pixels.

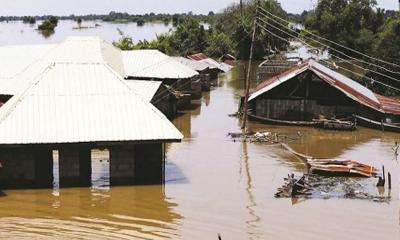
[
  {"left": 110, "top": 143, "right": 164, "bottom": 186},
  {"left": 152, "top": 85, "right": 178, "bottom": 119},
  {"left": 0, "top": 148, "right": 53, "bottom": 189},
  {"left": 58, "top": 147, "right": 91, "bottom": 188}
]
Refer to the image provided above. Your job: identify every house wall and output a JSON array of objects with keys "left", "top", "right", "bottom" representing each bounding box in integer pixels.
[
  {"left": 251, "top": 72, "right": 358, "bottom": 121},
  {"left": 110, "top": 143, "right": 164, "bottom": 186},
  {"left": 152, "top": 85, "right": 178, "bottom": 119},
  {"left": 0, "top": 148, "right": 53, "bottom": 189},
  {"left": 255, "top": 98, "right": 355, "bottom": 121},
  {"left": 58, "top": 147, "right": 91, "bottom": 188}
]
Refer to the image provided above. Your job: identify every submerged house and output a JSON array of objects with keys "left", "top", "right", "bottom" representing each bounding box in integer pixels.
[
  {"left": 0, "top": 43, "right": 57, "bottom": 104},
  {"left": 0, "top": 39, "right": 181, "bottom": 118},
  {"left": 122, "top": 50, "right": 202, "bottom": 98},
  {"left": 248, "top": 59, "right": 400, "bottom": 130},
  {"left": 172, "top": 57, "right": 214, "bottom": 91},
  {"left": 0, "top": 37, "right": 183, "bottom": 189},
  {"left": 188, "top": 53, "right": 233, "bottom": 79},
  {"left": 126, "top": 80, "right": 177, "bottom": 118}
]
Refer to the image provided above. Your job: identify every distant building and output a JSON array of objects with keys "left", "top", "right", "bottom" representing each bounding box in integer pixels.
[{"left": 122, "top": 50, "right": 202, "bottom": 98}]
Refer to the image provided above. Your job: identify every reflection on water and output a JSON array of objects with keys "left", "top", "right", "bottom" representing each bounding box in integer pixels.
[
  {"left": 0, "top": 186, "right": 180, "bottom": 239},
  {"left": 0, "top": 62, "right": 399, "bottom": 239},
  {"left": 241, "top": 142, "right": 261, "bottom": 240}
]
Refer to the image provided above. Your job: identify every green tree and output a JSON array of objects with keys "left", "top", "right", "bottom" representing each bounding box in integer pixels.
[
  {"left": 113, "top": 29, "right": 135, "bottom": 50},
  {"left": 214, "top": 0, "right": 289, "bottom": 60},
  {"left": 206, "top": 32, "right": 234, "bottom": 58},
  {"left": 38, "top": 20, "right": 56, "bottom": 32}
]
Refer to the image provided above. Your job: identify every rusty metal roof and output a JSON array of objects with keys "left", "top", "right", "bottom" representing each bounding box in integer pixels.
[
  {"left": 249, "top": 59, "right": 400, "bottom": 115},
  {"left": 187, "top": 53, "right": 209, "bottom": 61}
]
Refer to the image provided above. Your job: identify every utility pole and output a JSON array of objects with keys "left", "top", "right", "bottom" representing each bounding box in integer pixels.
[{"left": 241, "top": 0, "right": 260, "bottom": 131}]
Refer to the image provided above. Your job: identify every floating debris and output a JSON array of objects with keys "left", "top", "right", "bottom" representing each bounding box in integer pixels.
[
  {"left": 228, "top": 131, "right": 302, "bottom": 144},
  {"left": 282, "top": 144, "right": 378, "bottom": 177},
  {"left": 275, "top": 174, "right": 390, "bottom": 203}
]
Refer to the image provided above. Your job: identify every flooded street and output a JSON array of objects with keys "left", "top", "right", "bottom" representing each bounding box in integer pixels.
[{"left": 0, "top": 62, "right": 399, "bottom": 239}]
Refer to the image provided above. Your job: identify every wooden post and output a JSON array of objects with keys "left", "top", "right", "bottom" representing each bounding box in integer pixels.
[{"left": 241, "top": 0, "right": 260, "bottom": 131}]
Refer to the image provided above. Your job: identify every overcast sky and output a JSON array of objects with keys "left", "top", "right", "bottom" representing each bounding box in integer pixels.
[{"left": 0, "top": 0, "right": 398, "bottom": 16}]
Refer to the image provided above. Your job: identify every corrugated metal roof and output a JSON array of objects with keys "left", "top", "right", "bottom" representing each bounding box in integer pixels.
[
  {"left": 375, "top": 94, "right": 400, "bottom": 115},
  {"left": 249, "top": 59, "right": 395, "bottom": 114},
  {"left": 0, "top": 37, "right": 183, "bottom": 145},
  {"left": 53, "top": 36, "right": 126, "bottom": 77},
  {"left": 188, "top": 53, "right": 232, "bottom": 73},
  {"left": 0, "top": 37, "right": 126, "bottom": 96},
  {"left": 0, "top": 44, "right": 57, "bottom": 79},
  {"left": 0, "top": 62, "right": 183, "bottom": 145},
  {"left": 172, "top": 57, "right": 209, "bottom": 72},
  {"left": 122, "top": 50, "right": 198, "bottom": 79},
  {"left": 188, "top": 53, "right": 209, "bottom": 61},
  {"left": 125, "top": 80, "right": 162, "bottom": 102}
]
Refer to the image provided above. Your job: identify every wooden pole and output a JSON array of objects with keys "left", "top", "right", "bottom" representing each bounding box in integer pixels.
[{"left": 241, "top": 0, "right": 260, "bottom": 131}]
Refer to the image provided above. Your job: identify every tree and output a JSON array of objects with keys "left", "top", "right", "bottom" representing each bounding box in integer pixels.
[
  {"left": 113, "top": 29, "right": 135, "bottom": 50},
  {"left": 48, "top": 16, "right": 58, "bottom": 26},
  {"left": 168, "top": 17, "right": 209, "bottom": 56},
  {"left": 137, "top": 19, "right": 145, "bottom": 26},
  {"left": 206, "top": 32, "right": 234, "bottom": 58},
  {"left": 38, "top": 20, "right": 56, "bottom": 32},
  {"left": 214, "top": 0, "right": 289, "bottom": 60}
]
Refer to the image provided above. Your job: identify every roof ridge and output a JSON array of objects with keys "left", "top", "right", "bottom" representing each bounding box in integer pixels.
[{"left": 0, "top": 62, "right": 56, "bottom": 125}]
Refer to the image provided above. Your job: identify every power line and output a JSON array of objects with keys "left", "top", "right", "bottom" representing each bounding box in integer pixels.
[
  {"left": 256, "top": 15, "right": 400, "bottom": 85},
  {"left": 256, "top": 22, "right": 400, "bottom": 93},
  {"left": 258, "top": 9, "right": 400, "bottom": 75},
  {"left": 258, "top": 6, "right": 400, "bottom": 69}
]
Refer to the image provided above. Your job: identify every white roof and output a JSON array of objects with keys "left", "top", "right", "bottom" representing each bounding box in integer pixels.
[
  {"left": 0, "top": 37, "right": 183, "bottom": 145},
  {"left": 125, "top": 80, "right": 162, "bottom": 102},
  {"left": 198, "top": 58, "right": 232, "bottom": 73},
  {"left": 0, "top": 36, "right": 126, "bottom": 96},
  {"left": 0, "top": 44, "right": 57, "bottom": 79},
  {"left": 172, "top": 57, "right": 209, "bottom": 72},
  {"left": 122, "top": 50, "right": 198, "bottom": 79}
]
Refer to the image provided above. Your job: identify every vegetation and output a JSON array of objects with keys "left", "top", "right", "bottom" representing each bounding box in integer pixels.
[
  {"left": 22, "top": 16, "right": 36, "bottom": 24},
  {"left": 37, "top": 16, "right": 59, "bottom": 35},
  {"left": 0, "top": 12, "right": 216, "bottom": 26},
  {"left": 302, "top": 0, "right": 400, "bottom": 95},
  {"left": 113, "top": 0, "right": 290, "bottom": 60}
]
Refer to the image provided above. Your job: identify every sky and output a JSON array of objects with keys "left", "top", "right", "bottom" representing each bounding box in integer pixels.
[{"left": 0, "top": 0, "right": 398, "bottom": 16}]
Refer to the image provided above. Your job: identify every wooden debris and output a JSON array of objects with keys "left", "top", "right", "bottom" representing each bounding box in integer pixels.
[
  {"left": 313, "top": 116, "right": 356, "bottom": 131},
  {"left": 228, "top": 131, "right": 301, "bottom": 144},
  {"left": 282, "top": 144, "right": 378, "bottom": 177},
  {"left": 276, "top": 174, "right": 390, "bottom": 202}
]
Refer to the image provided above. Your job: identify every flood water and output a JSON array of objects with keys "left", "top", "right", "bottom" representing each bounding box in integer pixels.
[
  {"left": 0, "top": 23, "right": 399, "bottom": 239},
  {"left": 0, "top": 20, "right": 173, "bottom": 46}
]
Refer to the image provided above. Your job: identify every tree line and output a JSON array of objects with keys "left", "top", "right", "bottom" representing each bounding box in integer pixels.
[
  {"left": 298, "top": 0, "right": 400, "bottom": 95},
  {"left": 113, "top": 0, "right": 290, "bottom": 60}
]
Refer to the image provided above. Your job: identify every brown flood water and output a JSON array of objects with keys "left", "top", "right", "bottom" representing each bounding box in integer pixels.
[{"left": 0, "top": 62, "right": 399, "bottom": 239}]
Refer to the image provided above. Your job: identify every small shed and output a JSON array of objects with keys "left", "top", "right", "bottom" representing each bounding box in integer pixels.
[{"left": 248, "top": 59, "right": 400, "bottom": 128}]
